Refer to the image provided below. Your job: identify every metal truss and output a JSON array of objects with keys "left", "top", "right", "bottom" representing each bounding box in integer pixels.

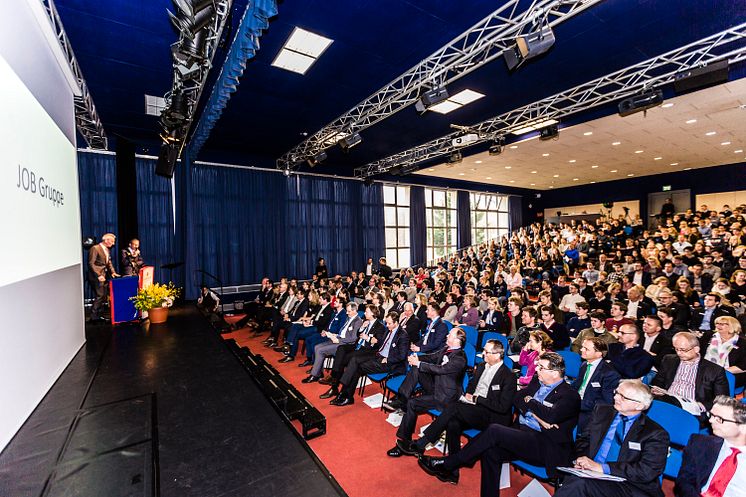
[
  {"left": 355, "top": 23, "right": 746, "bottom": 178},
  {"left": 276, "top": 0, "right": 604, "bottom": 170},
  {"left": 44, "top": 0, "right": 107, "bottom": 149},
  {"left": 167, "top": 1, "right": 233, "bottom": 157}
]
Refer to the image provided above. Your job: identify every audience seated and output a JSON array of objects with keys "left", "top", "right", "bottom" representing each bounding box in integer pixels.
[
  {"left": 302, "top": 301, "right": 361, "bottom": 383},
  {"left": 675, "top": 395, "right": 746, "bottom": 497},
  {"left": 571, "top": 310, "right": 617, "bottom": 353},
  {"left": 651, "top": 331, "right": 729, "bottom": 421},
  {"left": 418, "top": 352, "right": 580, "bottom": 495},
  {"left": 572, "top": 337, "right": 620, "bottom": 432},
  {"left": 607, "top": 324, "right": 654, "bottom": 379},
  {"left": 410, "top": 303, "right": 448, "bottom": 354},
  {"left": 557, "top": 380, "right": 669, "bottom": 497}
]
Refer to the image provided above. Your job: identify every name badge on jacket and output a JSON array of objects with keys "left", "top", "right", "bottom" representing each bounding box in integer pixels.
[
  {"left": 491, "top": 385, "right": 501, "bottom": 391},
  {"left": 441, "top": 355, "right": 450, "bottom": 365},
  {"left": 542, "top": 400, "right": 554, "bottom": 407},
  {"left": 628, "top": 442, "right": 641, "bottom": 451},
  {"left": 590, "top": 382, "right": 601, "bottom": 388}
]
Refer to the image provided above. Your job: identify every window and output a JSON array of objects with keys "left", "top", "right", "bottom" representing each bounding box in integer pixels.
[
  {"left": 383, "top": 185, "right": 410, "bottom": 269},
  {"left": 470, "top": 192, "right": 510, "bottom": 245},
  {"left": 425, "top": 188, "right": 457, "bottom": 262}
]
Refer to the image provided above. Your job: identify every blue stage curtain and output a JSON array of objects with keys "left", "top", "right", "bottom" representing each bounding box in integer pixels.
[
  {"left": 135, "top": 158, "right": 181, "bottom": 287},
  {"left": 360, "top": 181, "right": 385, "bottom": 271},
  {"left": 509, "top": 195, "right": 523, "bottom": 233},
  {"left": 457, "top": 190, "right": 472, "bottom": 250},
  {"left": 409, "top": 186, "right": 426, "bottom": 267},
  {"left": 78, "top": 151, "right": 118, "bottom": 298}
]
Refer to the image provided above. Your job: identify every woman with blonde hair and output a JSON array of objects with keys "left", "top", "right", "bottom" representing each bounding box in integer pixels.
[
  {"left": 702, "top": 316, "right": 746, "bottom": 387},
  {"left": 646, "top": 276, "right": 670, "bottom": 306},
  {"left": 675, "top": 276, "right": 700, "bottom": 308}
]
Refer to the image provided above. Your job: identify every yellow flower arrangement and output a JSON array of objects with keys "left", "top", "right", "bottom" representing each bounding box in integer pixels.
[{"left": 130, "top": 282, "right": 182, "bottom": 311}]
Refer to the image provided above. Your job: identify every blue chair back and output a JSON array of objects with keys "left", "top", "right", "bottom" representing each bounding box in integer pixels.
[
  {"left": 461, "top": 325, "right": 478, "bottom": 347},
  {"left": 481, "top": 332, "right": 509, "bottom": 353},
  {"left": 725, "top": 370, "right": 736, "bottom": 397},
  {"left": 647, "top": 400, "right": 699, "bottom": 447},
  {"left": 444, "top": 320, "right": 453, "bottom": 331},
  {"left": 464, "top": 342, "right": 477, "bottom": 368},
  {"left": 557, "top": 350, "right": 582, "bottom": 380},
  {"left": 503, "top": 354, "right": 513, "bottom": 370}
]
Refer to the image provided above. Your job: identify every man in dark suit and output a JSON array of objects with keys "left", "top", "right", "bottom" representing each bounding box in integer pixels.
[
  {"left": 540, "top": 305, "right": 571, "bottom": 350},
  {"left": 330, "top": 311, "right": 409, "bottom": 406},
  {"left": 270, "top": 289, "right": 309, "bottom": 346},
  {"left": 377, "top": 257, "right": 393, "bottom": 280},
  {"left": 651, "top": 331, "right": 729, "bottom": 421},
  {"left": 607, "top": 324, "right": 655, "bottom": 379},
  {"left": 389, "top": 339, "right": 516, "bottom": 459},
  {"left": 88, "top": 233, "right": 120, "bottom": 320},
  {"left": 120, "top": 238, "right": 143, "bottom": 276},
  {"left": 572, "top": 337, "right": 620, "bottom": 433},
  {"left": 640, "top": 315, "right": 674, "bottom": 369},
  {"left": 690, "top": 293, "right": 735, "bottom": 332},
  {"left": 628, "top": 262, "right": 653, "bottom": 288},
  {"left": 320, "top": 305, "right": 385, "bottom": 400},
  {"left": 556, "top": 380, "right": 669, "bottom": 497},
  {"left": 279, "top": 292, "right": 334, "bottom": 363},
  {"left": 624, "top": 285, "right": 653, "bottom": 323},
  {"left": 389, "top": 328, "right": 468, "bottom": 447},
  {"left": 398, "top": 302, "right": 422, "bottom": 344},
  {"left": 303, "top": 301, "right": 362, "bottom": 383},
  {"left": 410, "top": 303, "right": 448, "bottom": 354},
  {"left": 675, "top": 395, "right": 746, "bottom": 497},
  {"left": 418, "top": 352, "right": 580, "bottom": 495},
  {"left": 261, "top": 282, "right": 291, "bottom": 346}
]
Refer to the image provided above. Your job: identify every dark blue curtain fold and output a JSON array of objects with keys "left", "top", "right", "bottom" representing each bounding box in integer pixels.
[
  {"left": 457, "top": 190, "right": 472, "bottom": 250},
  {"left": 361, "top": 182, "right": 385, "bottom": 270},
  {"left": 508, "top": 195, "right": 523, "bottom": 233},
  {"left": 78, "top": 152, "right": 119, "bottom": 298},
  {"left": 135, "top": 158, "right": 181, "bottom": 288},
  {"left": 409, "top": 186, "right": 426, "bottom": 267}
]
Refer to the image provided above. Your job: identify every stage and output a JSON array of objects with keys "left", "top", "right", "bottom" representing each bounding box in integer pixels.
[{"left": 0, "top": 307, "right": 345, "bottom": 497}]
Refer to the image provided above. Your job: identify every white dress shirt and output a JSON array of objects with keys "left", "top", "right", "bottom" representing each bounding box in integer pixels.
[{"left": 701, "top": 440, "right": 746, "bottom": 497}]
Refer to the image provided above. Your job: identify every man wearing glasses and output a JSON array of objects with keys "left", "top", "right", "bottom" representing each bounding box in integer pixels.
[
  {"left": 556, "top": 379, "right": 669, "bottom": 497},
  {"left": 418, "top": 352, "right": 579, "bottom": 496},
  {"left": 651, "top": 331, "right": 729, "bottom": 420},
  {"left": 606, "top": 324, "right": 655, "bottom": 379},
  {"left": 676, "top": 395, "right": 746, "bottom": 497},
  {"left": 388, "top": 340, "right": 516, "bottom": 468}
]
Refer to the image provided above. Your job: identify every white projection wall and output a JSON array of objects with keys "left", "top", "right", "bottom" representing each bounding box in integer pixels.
[{"left": 0, "top": 0, "right": 83, "bottom": 452}]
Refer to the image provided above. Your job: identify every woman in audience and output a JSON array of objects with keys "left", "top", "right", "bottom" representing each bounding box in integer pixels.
[
  {"left": 440, "top": 293, "right": 458, "bottom": 323},
  {"left": 479, "top": 296, "right": 503, "bottom": 332},
  {"left": 676, "top": 276, "right": 701, "bottom": 308},
  {"left": 730, "top": 269, "right": 746, "bottom": 309},
  {"left": 518, "top": 330, "right": 553, "bottom": 386},
  {"left": 414, "top": 293, "right": 428, "bottom": 323},
  {"left": 454, "top": 295, "right": 479, "bottom": 327},
  {"left": 380, "top": 287, "right": 395, "bottom": 314},
  {"left": 646, "top": 276, "right": 671, "bottom": 306},
  {"left": 702, "top": 316, "right": 746, "bottom": 387}
]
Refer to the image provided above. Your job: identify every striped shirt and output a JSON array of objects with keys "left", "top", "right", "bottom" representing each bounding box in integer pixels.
[{"left": 669, "top": 359, "right": 699, "bottom": 401}]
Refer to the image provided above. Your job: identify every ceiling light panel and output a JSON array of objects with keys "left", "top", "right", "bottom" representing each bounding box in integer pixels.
[
  {"left": 428, "top": 89, "right": 485, "bottom": 114},
  {"left": 272, "top": 49, "right": 316, "bottom": 74},
  {"left": 284, "top": 27, "right": 333, "bottom": 57}
]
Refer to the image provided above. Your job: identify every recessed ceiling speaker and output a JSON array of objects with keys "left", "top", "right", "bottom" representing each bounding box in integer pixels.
[{"left": 674, "top": 60, "right": 729, "bottom": 94}]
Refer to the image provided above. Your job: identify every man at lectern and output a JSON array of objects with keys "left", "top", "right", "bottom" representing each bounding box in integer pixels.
[
  {"left": 120, "top": 238, "right": 143, "bottom": 276},
  {"left": 88, "top": 233, "right": 120, "bottom": 320}
]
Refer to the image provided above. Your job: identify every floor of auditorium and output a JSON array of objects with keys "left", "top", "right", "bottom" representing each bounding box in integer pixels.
[{"left": 222, "top": 316, "right": 676, "bottom": 497}]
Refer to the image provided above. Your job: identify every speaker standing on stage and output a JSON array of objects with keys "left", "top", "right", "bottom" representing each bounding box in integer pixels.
[
  {"left": 88, "top": 233, "right": 120, "bottom": 320},
  {"left": 120, "top": 238, "right": 143, "bottom": 276}
]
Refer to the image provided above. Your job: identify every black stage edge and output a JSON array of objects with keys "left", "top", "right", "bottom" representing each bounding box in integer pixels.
[{"left": 0, "top": 306, "right": 347, "bottom": 497}]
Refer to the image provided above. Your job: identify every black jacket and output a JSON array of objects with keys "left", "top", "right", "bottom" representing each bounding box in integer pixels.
[
  {"left": 466, "top": 362, "right": 516, "bottom": 426},
  {"left": 514, "top": 376, "right": 580, "bottom": 476},
  {"left": 675, "top": 434, "right": 727, "bottom": 497},
  {"left": 418, "top": 347, "right": 468, "bottom": 405},
  {"left": 651, "top": 355, "right": 729, "bottom": 411},
  {"left": 571, "top": 359, "right": 620, "bottom": 432},
  {"left": 643, "top": 333, "right": 674, "bottom": 369},
  {"left": 399, "top": 314, "right": 422, "bottom": 344},
  {"left": 576, "top": 404, "right": 669, "bottom": 497},
  {"left": 690, "top": 305, "right": 735, "bottom": 331}
]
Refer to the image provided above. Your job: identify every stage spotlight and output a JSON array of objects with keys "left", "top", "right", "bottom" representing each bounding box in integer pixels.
[
  {"left": 539, "top": 123, "right": 559, "bottom": 141},
  {"left": 488, "top": 142, "right": 503, "bottom": 156},
  {"left": 169, "top": 0, "right": 215, "bottom": 36},
  {"left": 338, "top": 132, "right": 362, "bottom": 151},
  {"left": 169, "top": 91, "right": 189, "bottom": 120},
  {"left": 307, "top": 151, "right": 328, "bottom": 167},
  {"left": 414, "top": 87, "right": 450, "bottom": 113},
  {"left": 617, "top": 89, "right": 664, "bottom": 117},
  {"left": 82, "top": 236, "right": 96, "bottom": 249},
  {"left": 156, "top": 143, "right": 179, "bottom": 179},
  {"left": 447, "top": 151, "right": 463, "bottom": 164},
  {"left": 504, "top": 26, "right": 555, "bottom": 71},
  {"left": 283, "top": 168, "right": 291, "bottom": 177}
]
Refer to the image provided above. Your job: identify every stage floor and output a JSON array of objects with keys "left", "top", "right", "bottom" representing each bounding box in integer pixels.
[{"left": 0, "top": 306, "right": 344, "bottom": 497}]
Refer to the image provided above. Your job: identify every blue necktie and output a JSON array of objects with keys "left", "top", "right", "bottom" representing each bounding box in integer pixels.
[{"left": 596, "top": 415, "right": 629, "bottom": 464}]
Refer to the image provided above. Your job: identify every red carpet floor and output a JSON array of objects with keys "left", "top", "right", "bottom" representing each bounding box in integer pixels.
[{"left": 223, "top": 317, "right": 674, "bottom": 497}]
